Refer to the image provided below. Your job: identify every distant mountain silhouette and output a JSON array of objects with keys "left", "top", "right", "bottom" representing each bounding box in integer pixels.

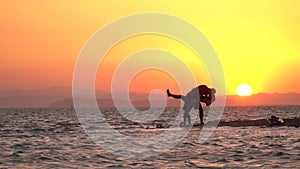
[
  {"left": 223, "top": 92, "right": 300, "bottom": 106},
  {"left": 0, "top": 86, "right": 106, "bottom": 108},
  {"left": 48, "top": 98, "right": 181, "bottom": 108},
  {"left": 0, "top": 86, "right": 72, "bottom": 97},
  {"left": 0, "top": 86, "right": 300, "bottom": 108},
  {"left": 0, "top": 86, "right": 180, "bottom": 108}
]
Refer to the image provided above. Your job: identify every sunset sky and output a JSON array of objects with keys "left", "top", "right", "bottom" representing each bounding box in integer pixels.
[{"left": 1, "top": 1, "right": 300, "bottom": 95}]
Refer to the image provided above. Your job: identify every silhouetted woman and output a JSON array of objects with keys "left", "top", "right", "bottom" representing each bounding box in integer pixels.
[{"left": 167, "top": 85, "right": 216, "bottom": 126}]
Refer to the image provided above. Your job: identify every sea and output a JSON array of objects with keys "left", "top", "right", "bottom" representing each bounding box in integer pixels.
[{"left": 0, "top": 106, "right": 299, "bottom": 168}]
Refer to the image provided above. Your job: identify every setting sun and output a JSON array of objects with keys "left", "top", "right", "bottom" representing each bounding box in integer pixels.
[{"left": 236, "top": 84, "right": 253, "bottom": 96}]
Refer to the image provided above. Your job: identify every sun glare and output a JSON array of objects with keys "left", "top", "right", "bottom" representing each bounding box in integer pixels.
[{"left": 236, "top": 84, "right": 252, "bottom": 96}]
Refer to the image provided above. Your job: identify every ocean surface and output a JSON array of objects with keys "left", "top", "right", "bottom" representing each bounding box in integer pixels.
[{"left": 0, "top": 106, "right": 299, "bottom": 168}]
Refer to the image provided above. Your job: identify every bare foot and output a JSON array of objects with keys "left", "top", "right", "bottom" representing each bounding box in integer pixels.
[{"left": 166, "top": 89, "right": 171, "bottom": 97}]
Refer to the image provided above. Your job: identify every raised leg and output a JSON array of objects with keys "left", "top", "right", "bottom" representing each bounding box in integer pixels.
[{"left": 167, "top": 89, "right": 185, "bottom": 100}]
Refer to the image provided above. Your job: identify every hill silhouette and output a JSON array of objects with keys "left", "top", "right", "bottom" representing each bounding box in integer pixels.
[{"left": 0, "top": 86, "right": 300, "bottom": 108}]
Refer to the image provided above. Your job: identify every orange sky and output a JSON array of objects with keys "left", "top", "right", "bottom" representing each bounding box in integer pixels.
[{"left": 1, "top": 1, "right": 300, "bottom": 95}]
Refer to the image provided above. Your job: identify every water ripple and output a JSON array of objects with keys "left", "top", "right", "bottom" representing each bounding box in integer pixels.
[{"left": 0, "top": 107, "right": 299, "bottom": 168}]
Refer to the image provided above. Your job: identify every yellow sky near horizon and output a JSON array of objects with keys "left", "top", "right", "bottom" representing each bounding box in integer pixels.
[{"left": 1, "top": 0, "right": 300, "bottom": 95}]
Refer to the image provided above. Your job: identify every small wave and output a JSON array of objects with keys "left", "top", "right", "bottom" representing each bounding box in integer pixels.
[
  {"left": 182, "top": 142, "right": 195, "bottom": 146},
  {"left": 273, "top": 151, "right": 288, "bottom": 156},
  {"left": 39, "top": 155, "right": 52, "bottom": 161}
]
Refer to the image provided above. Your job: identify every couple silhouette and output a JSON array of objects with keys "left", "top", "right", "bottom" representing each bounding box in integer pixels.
[{"left": 167, "top": 85, "right": 216, "bottom": 126}]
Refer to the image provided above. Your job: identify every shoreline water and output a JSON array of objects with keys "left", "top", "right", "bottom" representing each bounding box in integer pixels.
[{"left": 0, "top": 106, "right": 299, "bottom": 168}]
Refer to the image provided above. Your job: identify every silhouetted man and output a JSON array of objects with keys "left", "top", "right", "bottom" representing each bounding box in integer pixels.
[{"left": 167, "top": 85, "right": 216, "bottom": 126}]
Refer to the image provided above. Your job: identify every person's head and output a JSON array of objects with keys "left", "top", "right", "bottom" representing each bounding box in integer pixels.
[{"left": 199, "top": 85, "right": 216, "bottom": 106}]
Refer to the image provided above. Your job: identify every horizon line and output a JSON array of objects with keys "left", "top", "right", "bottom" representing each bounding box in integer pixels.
[{"left": 0, "top": 85, "right": 299, "bottom": 96}]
